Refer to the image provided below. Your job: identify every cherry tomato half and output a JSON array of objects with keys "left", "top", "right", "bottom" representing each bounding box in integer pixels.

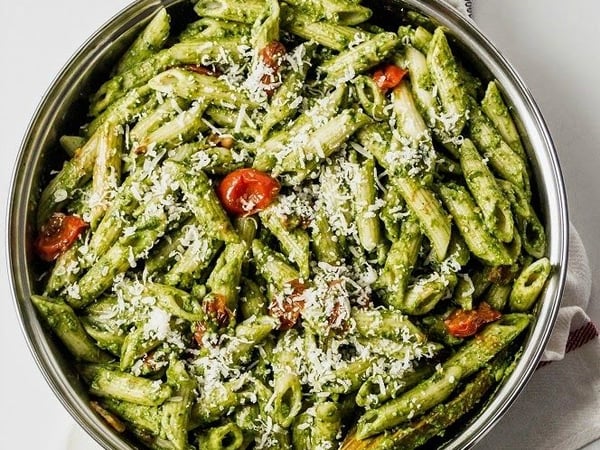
[
  {"left": 373, "top": 64, "right": 408, "bottom": 92},
  {"left": 217, "top": 168, "right": 280, "bottom": 216},
  {"left": 35, "top": 213, "right": 88, "bottom": 262},
  {"left": 444, "top": 302, "right": 502, "bottom": 338}
]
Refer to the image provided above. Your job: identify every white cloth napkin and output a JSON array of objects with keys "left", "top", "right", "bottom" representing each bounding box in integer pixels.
[
  {"left": 542, "top": 224, "right": 594, "bottom": 362},
  {"left": 439, "top": 1, "right": 600, "bottom": 448}
]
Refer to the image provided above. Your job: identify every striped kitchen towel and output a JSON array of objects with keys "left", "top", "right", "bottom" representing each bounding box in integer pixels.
[{"left": 541, "top": 223, "right": 596, "bottom": 363}]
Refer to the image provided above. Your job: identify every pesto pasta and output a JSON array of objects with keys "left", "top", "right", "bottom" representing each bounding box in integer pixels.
[{"left": 31, "top": 2, "right": 552, "bottom": 449}]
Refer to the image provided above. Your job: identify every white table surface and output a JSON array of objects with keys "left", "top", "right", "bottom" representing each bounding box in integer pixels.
[{"left": 0, "top": 1, "right": 598, "bottom": 449}]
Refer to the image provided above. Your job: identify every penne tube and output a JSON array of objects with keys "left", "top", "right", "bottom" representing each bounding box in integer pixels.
[
  {"left": 79, "top": 364, "right": 173, "bottom": 406},
  {"left": 115, "top": 8, "right": 171, "bottom": 75},
  {"left": 283, "top": 11, "right": 371, "bottom": 51},
  {"left": 194, "top": 0, "right": 267, "bottom": 24},
  {"left": 509, "top": 257, "right": 551, "bottom": 312},
  {"left": 260, "top": 204, "right": 311, "bottom": 278},
  {"left": 354, "top": 75, "right": 388, "bottom": 121},
  {"left": 205, "top": 240, "right": 247, "bottom": 310},
  {"left": 482, "top": 80, "right": 527, "bottom": 159},
  {"left": 31, "top": 295, "right": 111, "bottom": 362},
  {"left": 393, "top": 176, "right": 451, "bottom": 262},
  {"left": 179, "top": 17, "right": 251, "bottom": 41},
  {"left": 285, "top": 0, "right": 372, "bottom": 25},
  {"left": 468, "top": 100, "right": 530, "bottom": 196},
  {"left": 354, "top": 157, "right": 383, "bottom": 253},
  {"left": 161, "top": 361, "right": 196, "bottom": 450},
  {"left": 274, "top": 108, "right": 371, "bottom": 182},
  {"left": 374, "top": 214, "right": 422, "bottom": 308},
  {"left": 321, "top": 32, "right": 400, "bottom": 85},
  {"left": 439, "top": 183, "right": 516, "bottom": 266},
  {"left": 427, "top": 28, "right": 469, "bottom": 137},
  {"left": 198, "top": 422, "right": 246, "bottom": 450},
  {"left": 459, "top": 138, "right": 514, "bottom": 242}
]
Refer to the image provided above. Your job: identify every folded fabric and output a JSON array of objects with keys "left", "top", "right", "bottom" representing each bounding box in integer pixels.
[{"left": 543, "top": 224, "right": 594, "bottom": 361}]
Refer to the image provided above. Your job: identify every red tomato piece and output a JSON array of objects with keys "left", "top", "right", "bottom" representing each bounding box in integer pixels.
[
  {"left": 35, "top": 213, "right": 88, "bottom": 262},
  {"left": 217, "top": 168, "right": 280, "bottom": 216},
  {"left": 259, "top": 41, "right": 287, "bottom": 97},
  {"left": 269, "top": 280, "right": 307, "bottom": 330},
  {"left": 193, "top": 294, "right": 233, "bottom": 348},
  {"left": 259, "top": 41, "right": 287, "bottom": 70},
  {"left": 444, "top": 302, "right": 502, "bottom": 338},
  {"left": 373, "top": 64, "right": 408, "bottom": 91},
  {"left": 204, "top": 294, "right": 233, "bottom": 328}
]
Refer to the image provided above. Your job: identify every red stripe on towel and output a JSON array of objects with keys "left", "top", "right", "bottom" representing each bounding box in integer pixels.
[
  {"left": 566, "top": 321, "right": 599, "bottom": 352},
  {"left": 538, "top": 321, "right": 599, "bottom": 368}
]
